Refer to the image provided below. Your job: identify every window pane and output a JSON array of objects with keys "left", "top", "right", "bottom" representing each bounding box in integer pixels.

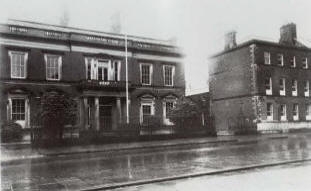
[
  {"left": 11, "top": 98, "right": 25, "bottom": 121},
  {"left": 46, "top": 55, "right": 60, "bottom": 80}
]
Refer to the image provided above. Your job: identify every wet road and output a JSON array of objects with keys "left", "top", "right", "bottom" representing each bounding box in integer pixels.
[
  {"left": 114, "top": 161, "right": 311, "bottom": 191},
  {"left": 2, "top": 133, "right": 311, "bottom": 191}
]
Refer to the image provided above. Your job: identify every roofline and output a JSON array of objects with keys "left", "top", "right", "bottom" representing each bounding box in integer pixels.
[
  {"left": 210, "top": 39, "right": 311, "bottom": 58},
  {"left": 4, "top": 19, "right": 176, "bottom": 47}
]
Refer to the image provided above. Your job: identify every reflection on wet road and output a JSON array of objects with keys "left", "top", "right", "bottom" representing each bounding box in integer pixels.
[{"left": 2, "top": 133, "right": 311, "bottom": 190}]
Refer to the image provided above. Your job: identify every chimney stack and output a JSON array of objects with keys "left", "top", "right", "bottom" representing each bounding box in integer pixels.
[
  {"left": 225, "top": 31, "right": 237, "bottom": 50},
  {"left": 279, "top": 23, "right": 297, "bottom": 46}
]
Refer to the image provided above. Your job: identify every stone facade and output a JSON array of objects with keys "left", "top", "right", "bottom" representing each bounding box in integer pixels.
[{"left": 0, "top": 20, "right": 185, "bottom": 135}]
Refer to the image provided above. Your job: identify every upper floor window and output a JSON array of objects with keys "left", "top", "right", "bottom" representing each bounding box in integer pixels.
[
  {"left": 302, "top": 57, "right": 308, "bottom": 69},
  {"left": 265, "top": 77, "right": 272, "bottom": 95},
  {"left": 292, "top": 79, "right": 298, "bottom": 96},
  {"left": 290, "top": 56, "right": 296, "bottom": 68},
  {"left": 140, "top": 63, "right": 153, "bottom": 85},
  {"left": 44, "top": 54, "right": 62, "bottom": 81},
  {"left": 279, "top": 78, "right": 286, "bottom": 96},
  {"left": 264, "top": 52, "right": 271, "bottom": 65},
  {"left": 9, "top": 51, "right": 28, "bottom": 79},
  {"left": 164, "top": 65, "right": 175, "bottom": 86},
  {"left": 304, "top": 81, "right": 310, "bottom": 97},
  {"left": 277, "top": 54, "right": 284, "bottom": 66},
  {"left": 293, "top": 103, "right": 299, "bottom": 121},
  {"left": 280, "top": 104, "right": 286, "bottom": 121},
  {"left": 266, "top": 103, "right": 273, "bottom": 121},
  {"left": 85, "top": 58, "right": 120, "bottom": 81}
]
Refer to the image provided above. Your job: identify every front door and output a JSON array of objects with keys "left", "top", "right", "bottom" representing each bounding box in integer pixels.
[{"left": 99, "top": 105, "right": 112, "bottom": 131}]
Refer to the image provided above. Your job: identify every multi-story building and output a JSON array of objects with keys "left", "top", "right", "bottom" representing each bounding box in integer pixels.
[
  {"left": 0, "top": 20, "right": 185, "bottom": 135},
  {"left": 210, "top": 23, "right": 311, "bottom": 135}
]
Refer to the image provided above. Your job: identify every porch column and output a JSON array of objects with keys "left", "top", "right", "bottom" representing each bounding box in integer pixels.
[
  {"left": 80, "top": 98, "right": 85, "bottom": 130},
  {"left": 25, "top": 98, "right": 30, "bottom": 129},
  {"left": 95, "top": 97, "right": 100, "bottom": 131},
  {"left": 116, "top": 97, "right": 122, "bottom": 124},
  {"left": 83, "top": 97, "right": 88, "bottom": 130}
]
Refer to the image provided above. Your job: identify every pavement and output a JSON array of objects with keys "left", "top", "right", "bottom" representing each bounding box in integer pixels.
[{"left": 0, "top": 132, "right": 294, "bottom": 164}]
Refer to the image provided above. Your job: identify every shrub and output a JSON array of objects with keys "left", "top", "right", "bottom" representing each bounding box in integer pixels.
[{"left": 1, "top": 121, "right": 23, "bottom": 142}]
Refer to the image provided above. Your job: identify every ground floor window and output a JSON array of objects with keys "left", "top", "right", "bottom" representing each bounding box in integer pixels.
[
  {"left": 11, "top": 98, "right": 25, "bottom": 121},
  {"left": 266, "top": 103, "right": 273, "bottom": 121},
  {"left": 280, "top": 104, "right": 286, "bottom": 121},
  {"left": 163, "top": 101, "right": 175, "bottom": 125},
  {"left": 306, "top": 104, "right": 311, "bottom": 120},
  {"left": 140, "top": 100, "right": 154, "bottom": 124},
  {"left": 293, "top": 104, "right": 299, "bottom": 121}
]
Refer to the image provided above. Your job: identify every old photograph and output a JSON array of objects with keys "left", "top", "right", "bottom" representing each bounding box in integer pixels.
[{"left": 1, "top": 0, "right": 311, "bottom": 190}]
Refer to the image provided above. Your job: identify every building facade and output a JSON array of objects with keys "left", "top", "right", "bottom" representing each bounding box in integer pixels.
[
  {"left": 0, "top": 20, "right": 185, "bottom": 135},
  {"left": 210, "top": 23, "right": 311, "bottom": 135}
]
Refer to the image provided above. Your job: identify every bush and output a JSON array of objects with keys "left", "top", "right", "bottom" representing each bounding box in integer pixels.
[{"left": 1, "top": 121, "right": 23, "bottom": 142}]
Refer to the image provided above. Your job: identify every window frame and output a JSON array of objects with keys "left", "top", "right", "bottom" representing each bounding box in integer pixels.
[
  {"left": 279, "top": 78, "right": 286, "bottom": 96},
  {"left": 290, "top": 56, "right": 296, "bottom": 68},
  {"left": 302, "top": 57, "right": 308, "bottom": 69},
  {"left": 265, "top": 77, "right": 272, "bottom": 95},
  {"left": 280, "top": 104, "right": 287, "bottom": 121},
  {"left": 306, "top": 104, "right": 311, "bottom": 120},
  {"left": 292, "top": 79, "right": 298, "bottom": 96},
  {"left": 304, "top": 81, "right": 310, "bottom": 97},
  {"left": 277, "top": 53, "right": 284, "bottom": 66},
  {"left": 266, "top": 103, "right": 273, "bottom": 121},
  {"left": 293, "top": 103, "right": 299, "bottom": 121},
  {"left": 9, "top": 50, "right": 28, "bottom": 79},
  {"left": 44, "top": 54, "right": 62, "bottom": 81},
  {"left": 140, "top": 63, "right": 153, "bottom": 85},
  {"left": 264, "top": 52, "right": 271, "bottom": 65},
  {"left": 163, "top": 65, "right": 175, "bottom": 86},
  {"left": 11, "top": 98, "right": 26, "bottom": 121},
  {"left": 140, "top": 98, "right": 155, "bottom": 124}
]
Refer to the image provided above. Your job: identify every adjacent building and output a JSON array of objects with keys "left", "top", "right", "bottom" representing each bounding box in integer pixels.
[
  {"left": 0, "top": 20, "right": 185, "bottom": 136},
  {"left": 210, "top": 23, "right": 311, "bottom": 135}
]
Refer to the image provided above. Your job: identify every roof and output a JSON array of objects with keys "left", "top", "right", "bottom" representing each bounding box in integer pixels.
[
  {"left": 211, "top": 38, "right": 311, "bottom": 58},
  {"left": 5, "top": 19, "right": 175, "bottom": 47}
]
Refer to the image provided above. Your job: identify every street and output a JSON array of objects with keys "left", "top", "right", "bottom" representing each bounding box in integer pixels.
[
  {"left": 114, "top": 161, "right": 311, "bottom": 191},
  {"left": 1, "top": 133, "right": 311, "bottom": 191}
]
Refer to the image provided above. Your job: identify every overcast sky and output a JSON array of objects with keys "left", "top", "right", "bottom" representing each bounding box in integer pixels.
[{"left": 1, "top": 0, "right": 311, "bottom": 94}]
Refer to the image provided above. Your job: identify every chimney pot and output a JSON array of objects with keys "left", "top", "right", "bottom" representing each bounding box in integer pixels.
[
  {"left": 225, "top": 31, "right": 237, "bottom": 50},
  {"left": 279, "top": 23, "right": 297, "bottom": 46}
]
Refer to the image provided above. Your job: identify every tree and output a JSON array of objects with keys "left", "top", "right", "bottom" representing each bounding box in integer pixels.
[{"left": 40, "top": 91, "right": 77, "bottom": 142}]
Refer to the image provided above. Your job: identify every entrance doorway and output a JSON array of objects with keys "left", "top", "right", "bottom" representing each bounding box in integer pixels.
[{"left": 99, "top": 105, "right": 112, "bottom": 131}]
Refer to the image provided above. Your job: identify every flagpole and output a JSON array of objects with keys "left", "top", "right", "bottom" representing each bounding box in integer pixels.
[{"left": 125, "top": 34, "right": 129, "bottom": 124}]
